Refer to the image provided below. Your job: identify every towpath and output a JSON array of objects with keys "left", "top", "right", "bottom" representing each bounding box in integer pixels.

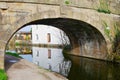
[{"left": 5, "top": 55, "right": 68, "bottom": 80}]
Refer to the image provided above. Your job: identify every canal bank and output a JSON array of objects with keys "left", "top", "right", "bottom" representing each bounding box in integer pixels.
[{"left": 5, "top": 55, "right": 68, "bottom": 80}]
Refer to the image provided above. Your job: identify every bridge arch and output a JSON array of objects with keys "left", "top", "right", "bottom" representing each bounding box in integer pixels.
[
  {"left": 6, "top": 11, "right": 107, "bottom": 59},
  {"left": 0, "top": 11, "right": 109, "bottom": 69}
]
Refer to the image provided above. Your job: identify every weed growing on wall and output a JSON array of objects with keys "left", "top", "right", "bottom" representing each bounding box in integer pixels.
[
  {"left": 103, "top": 21, "right": 120, "bottom": 61},
  {"left": 102, "top": 21, "right": 112, "bottom": 41},
  {"left": 65, "top": 0, "right": 70, "bottom": 5},
  {"left": 112, "top": 23, "right": 120, "bottom": 59},
  {"left": 97, "top": 0, "right": 111, "bottom": 14}
]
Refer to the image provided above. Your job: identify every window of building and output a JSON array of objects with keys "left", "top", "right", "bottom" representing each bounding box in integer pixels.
[
  {"left": 47, "top": 33, "right": 51, "bottom": 43},
  {"left": 48, "top": 49, "right": 51, "bottom": 59}
]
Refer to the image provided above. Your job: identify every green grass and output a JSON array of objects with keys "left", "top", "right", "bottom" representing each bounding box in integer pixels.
[
  {"left": 0, "top": 69, "right": 7, "bottom": 80},
  {"left": 97, "top": 9, "right": 111, "bottom": 14},
  {"left": 6, "top": 52, "right": 22, "bottom": 58}
]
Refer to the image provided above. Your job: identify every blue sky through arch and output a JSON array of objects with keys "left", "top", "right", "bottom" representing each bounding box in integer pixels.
[{"left": 19, "top": 26, "right": 31, "bottom": 32}]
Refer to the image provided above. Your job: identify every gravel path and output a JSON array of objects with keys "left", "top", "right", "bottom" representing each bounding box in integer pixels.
[{"left": 5, "top": 55, "right": 68, "bottom": 80}]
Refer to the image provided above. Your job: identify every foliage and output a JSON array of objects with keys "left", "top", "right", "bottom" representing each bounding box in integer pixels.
[
  {"left": 97, "top": 0, "right": 111, "bottom": 14},
  {"left": 0, "top": 69, "right": 7, "bottom": 80},
  {"left": 113, "top": 53, "right": 120, "bottom": 61},
  {"left": 102, "top": 21, "right": 120, "bottom": 61},
  {"left": 15, "top": 42, "right": 20, "bottom": 46},
  {"left": 103, "top": 21, "right": 112, "bottom": 41},
  {"left": 112, "top": 23, "right": 120, "bottom": 55},
  {"left": 25, "top": 35, "right": 30, "bottom": 40},
  {"left": 15, "top": 42, "right": 28, "bottom": 46},
  {"left": 6, "top": 52, "right": 22, "bottom": 58},
  {"left": 65, "top": 0, "right": 70, "bottom": 5}
]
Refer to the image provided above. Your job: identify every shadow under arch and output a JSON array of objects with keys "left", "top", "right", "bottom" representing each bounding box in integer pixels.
[{"left": 20, "top": 18, "right": 107, "bottom": 60}]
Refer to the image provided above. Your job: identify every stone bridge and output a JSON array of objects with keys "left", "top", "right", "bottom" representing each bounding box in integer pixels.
[{"left": 0, "top": 0, "right": 120, "bottom": 69}]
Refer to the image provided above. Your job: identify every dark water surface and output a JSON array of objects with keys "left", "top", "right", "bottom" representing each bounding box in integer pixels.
[
  {"left": 66, "top": 55, "right": 120, "bottom": 80},
  {"left": 8, "top": 46, "right": 120, "bottom": 80}
]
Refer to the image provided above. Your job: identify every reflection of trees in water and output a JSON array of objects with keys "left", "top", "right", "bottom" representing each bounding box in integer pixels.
[
  {"left": 59, "top": 59, "right": 71, "bottom": 77},
  {"left": 15, "top": 46, "right": 32, "bottom": 54}
]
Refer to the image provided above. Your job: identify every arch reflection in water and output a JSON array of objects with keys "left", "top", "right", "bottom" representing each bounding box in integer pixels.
[{"left": 32, "top": 47, "right": 71, "bottom": 77}]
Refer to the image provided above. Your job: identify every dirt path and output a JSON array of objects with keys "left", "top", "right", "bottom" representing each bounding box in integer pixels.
[{"left": 5, "top": 55, "right": 68, "bottom": 80}]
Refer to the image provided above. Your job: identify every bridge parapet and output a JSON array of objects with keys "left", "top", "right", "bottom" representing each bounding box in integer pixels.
[{"left": 0, "top": 0, "right": 119, "bottom": 15}]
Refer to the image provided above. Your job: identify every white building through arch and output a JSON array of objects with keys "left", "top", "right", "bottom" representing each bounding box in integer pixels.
[{"left": 31, "top": 25, "right": 70, "bottom": 46}]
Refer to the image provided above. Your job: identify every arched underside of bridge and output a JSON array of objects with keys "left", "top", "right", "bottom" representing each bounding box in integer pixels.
[{"left": 7, "top": 18, "right": 107, "bottom": 60}]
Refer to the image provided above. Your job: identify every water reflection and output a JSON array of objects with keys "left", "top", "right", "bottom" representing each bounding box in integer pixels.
[
  {"left": 15, "top": 46, "right": 32, "bottom": 54},
  {"left": 7, "top": 46, "right": 120, "bottom": 80},
  {"left": 67, "top": 55, "right": 120, "bottom": 80},
  {"left": 19, "top": 46, "right": 71, "bottom": 77}
]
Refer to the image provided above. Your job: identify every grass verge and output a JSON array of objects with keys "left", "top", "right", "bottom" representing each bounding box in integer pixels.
[
  {"left": 0, "top": 69, "right": 7, "bottom": 80},
  {"left": 6, "top": 52, "right": 22, "bottom": 58}
]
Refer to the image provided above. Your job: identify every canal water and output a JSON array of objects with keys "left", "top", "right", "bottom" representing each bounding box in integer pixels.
[{"left": 7, "top": 46, "right": 120, "bottom": 80}]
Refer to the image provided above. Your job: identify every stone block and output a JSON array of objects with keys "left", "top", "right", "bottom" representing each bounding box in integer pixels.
[
  {"left": 0, "top": 2, "right": 8, "bottom": 10},
  {"left": 37, "top": 4, "right": 60, "bottom": 17},
  {"left": 8, "top": 2, "right": 37, "bottom": 14}
]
